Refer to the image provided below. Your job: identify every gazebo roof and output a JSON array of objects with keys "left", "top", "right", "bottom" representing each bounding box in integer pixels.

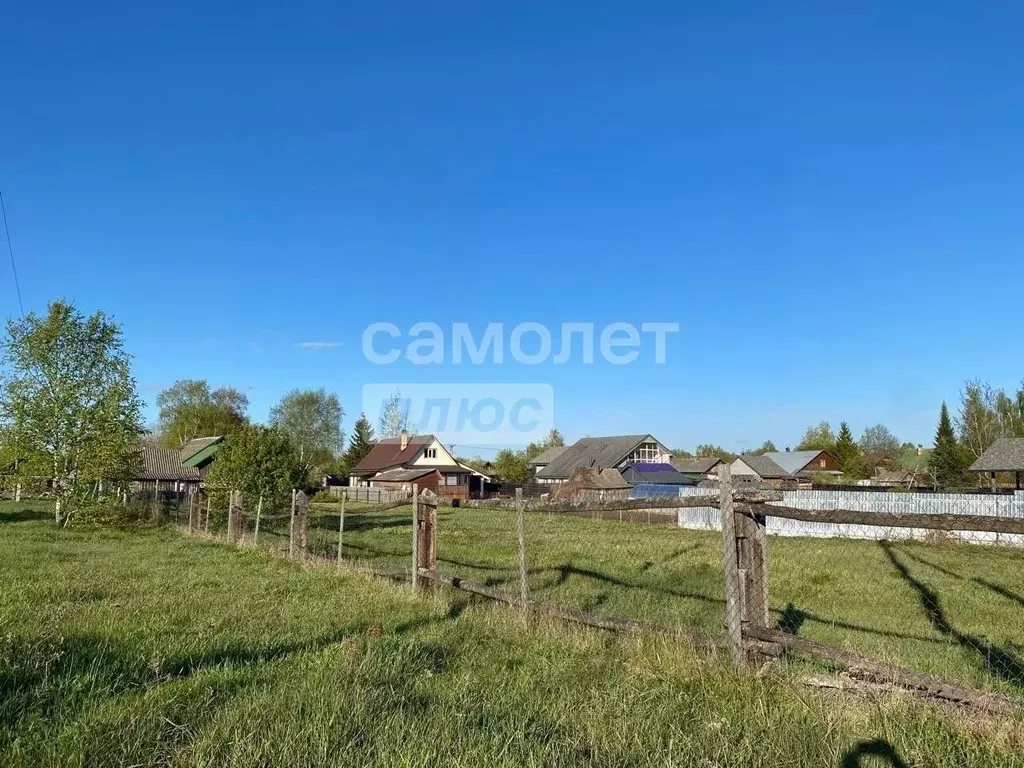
[{"left": 969, "top": 438, "right": 1024, "bottom": 472}]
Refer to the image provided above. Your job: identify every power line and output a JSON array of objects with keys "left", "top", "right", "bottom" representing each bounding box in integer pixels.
[{"left": 0, "top": 189, "right": 24, "bottom": 317}]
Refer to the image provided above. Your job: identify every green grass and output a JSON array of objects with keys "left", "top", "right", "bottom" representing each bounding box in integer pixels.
[
  {"left": 280, "top": 501, "right": 1024, "bottom": 695},
  {"left": 2, "top": 500, "right": 1024, "bottom": 767}
]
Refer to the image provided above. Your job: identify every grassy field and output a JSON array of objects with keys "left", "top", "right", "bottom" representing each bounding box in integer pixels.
[
  {"left": 241, "top": 500, "right": 1024, "bottom": 695},
  {"left": 2, "top": 500, "right": 1023, "bottom": 767}
]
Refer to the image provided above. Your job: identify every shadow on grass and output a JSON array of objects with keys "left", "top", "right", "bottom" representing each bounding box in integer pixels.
[
  {"left": 841, "top": 739, "right": 910, "bottom": 768},
  {"left": 310, "top": 514, "right": 412, "bottom": 534},
  {"left": 880, "top": 542, "right": 1024, "bottom": 688},
  {"left": 897, "top": 546, "right": 1024, "bottom": 610},
  {"left": 0, "top": 507, "right": 51, "bottom": 523}
]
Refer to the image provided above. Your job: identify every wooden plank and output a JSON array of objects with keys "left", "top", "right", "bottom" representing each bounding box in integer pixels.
[
  {"left": 411, "top": 486, "right": 420, "bottom": 589},
  {"left": 719, "top": 465, "right": 745, "bottom": 667},
  {"left": 744, "top": 626, "right": 1023, "bottom": 715},
  {"left": 742, "top": 502, "right": 1024, "bottom": 536}
]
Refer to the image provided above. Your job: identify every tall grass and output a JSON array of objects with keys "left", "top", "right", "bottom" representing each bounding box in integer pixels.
[{"left": 2, "top": 502, "right": 1022, "bottom": 766}]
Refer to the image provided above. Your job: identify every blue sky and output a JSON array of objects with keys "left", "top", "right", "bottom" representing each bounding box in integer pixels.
[{"left": 3, "top": 1, "right": 1023, "bottom": 454}]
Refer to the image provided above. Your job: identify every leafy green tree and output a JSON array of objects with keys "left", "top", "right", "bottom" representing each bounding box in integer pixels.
[
  {"left": 929, "top": 402, "right": 969, "bottom": 489},
  {"left": 859, "top": 424, "right": 901, "bottom": 459},
  {"left": 833, "top": 422, "right": 862, "bottom": 477},
  {"left": 0, "top": 301, "right": 143, "bottom": 525},
  {"left": 694, "top": 444, "right": 736, "bottom": 462},
  {"left": 957, "top": 380, "right": 1003, "bottom": 460},
  {"left": 493, "top": 448, "right": 531, "bottom": 484},
  {"left": 524, "top": 427, "right": 566, "bottom": 461},
  {"left": 671, "top": 447, "right": 694, "bottom": 458},
  {"left": 342, "top": 413, "right": 376, "bottom": 472},
  {"left": 269, "top": 388, "right": 344, "bottom": 466},
  {"left": 156, "top": 379, "right": 248, "bottom": 447},
  {"left": 376, "top": 389, "right": 409, "bottom": 439},
  {"left": 750, "top": 440, "right": 777, "bottom": 456},
  {"left": 796, "top": 421, "right": 836, "bottom": 453},
  {"left": 204, "top": 424, "right": 306, "bottom": 506}
]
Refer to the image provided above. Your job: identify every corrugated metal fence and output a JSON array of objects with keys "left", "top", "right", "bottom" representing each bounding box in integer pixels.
[{"left": 675, "top": 488, "right": 1024, "bottom": 546}]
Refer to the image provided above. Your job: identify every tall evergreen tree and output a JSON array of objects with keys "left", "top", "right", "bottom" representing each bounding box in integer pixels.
[
  {"left": 929, "top": 402, "right": 969, "bottom": 488},
  {"left": 342, "top": 413, "right": 376, "bottom": 471},
  {"left": 833, "top": 421, "right": 861, "bottom": 476}
]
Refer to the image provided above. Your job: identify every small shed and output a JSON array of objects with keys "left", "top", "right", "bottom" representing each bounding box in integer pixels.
[
  {"left": 551, "top": 467, "right": 630, "bottom": 503},
  {"left": 969, "top": 438, "right": 1024, "bottom": 490},
  {"left": 369, "top": 467, "right": 443, "bottom": 492}
]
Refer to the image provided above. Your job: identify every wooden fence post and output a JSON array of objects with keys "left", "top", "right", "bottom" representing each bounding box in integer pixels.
[
  {"left": 413, "top": 487, "right": 438, "bottom": 590},
  {"left": 295, "top": 490, "right": 310, "bottom": 559},
  {"left": 411, "top": 486, "right": 420, "bottom": 588},
  {"left": 720, "top": 464, "right": 745, "bottom": 667},
  {"left": 515, "top": 487, "right": 530, "bottom": 624},
  {"left": 736, "top": 505, "right": 770, "bottom": 635},
  {"left": 337, "top": 492, "right": 345, "bottom": 567},
  {"left": 228, "top": 489, "right": 246, "bottom": 545}
]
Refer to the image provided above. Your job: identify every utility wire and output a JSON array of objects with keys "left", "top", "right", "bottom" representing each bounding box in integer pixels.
[{"left": 0, "top": 189, "right": 24, "bottom": 317}]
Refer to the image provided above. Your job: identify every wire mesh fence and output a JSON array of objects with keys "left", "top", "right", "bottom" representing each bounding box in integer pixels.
[{"left": 171, "top": 476, "right": 1024, "bottom": 708}]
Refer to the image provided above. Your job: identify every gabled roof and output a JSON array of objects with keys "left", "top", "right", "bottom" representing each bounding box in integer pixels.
[
  {"left": 621, "top": 463, "right": 696, "bottom": 485},
  {"left": 670, "top": 457, "right": 723, "bottom": 475},
  {"left": 135, "top": 440, "right": 201, "bottom": 482},
  {"left": 970, "top": 438, "right": 1024, "bottom": 472},
  {"left": 560, "top": 467, "right": 631, "bottom": 490},
  {"left": 760, "top": 450, "right": 829, "bottom": 475},
  {"left": 735, "top": 454, "right": 792, "bottom": 479},
  {"left": 536, "top": 434, "right": 653, "bottom": 479},
  {"left": 180, "top": 436, "right": 224, "bottom": 467},
  {"left": 372, "top": 467, "right": 439, "bottom": 483},
  {"left": 351, "top": 435, "right": 436, "bottom": 474},
  {"left": 529, "top": 446, "right": 568, "bottom": 466}
]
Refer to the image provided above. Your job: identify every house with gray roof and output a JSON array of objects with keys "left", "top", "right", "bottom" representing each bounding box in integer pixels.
[
  {"left": 969, "top": 438, "right": 1024, "bottom": 489},
  {"left": 535, "top": 434, "right": 673, "bottom": 483},
  {"left": 529, "top": 446, "right": 568, "bottom": 479},
  {"left": 731, "top": 449, "right": 839, "bottom": 486},
  {"left": 670, "top": 456, "right": 723, "bottom": 480}
]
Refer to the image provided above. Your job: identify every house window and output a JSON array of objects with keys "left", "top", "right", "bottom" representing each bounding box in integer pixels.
[
  {"left": 425, "top": 448, "right": 437, "bottom": 459},
  {"left": 819, "top": 459, "right": 826, "bottom": 468},
  {"left": 627, "top": 442, "right": 660, "bottom": 463}
]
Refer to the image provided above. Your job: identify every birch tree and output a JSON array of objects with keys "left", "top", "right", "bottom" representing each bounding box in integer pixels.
[
  {"left": 0, "top": 301, "right": 143, "bottom": 525},
  {"left": 377, "top": 389, "right": 410, "bottom": 439},
  {"left": 269, "top": 388, "right": 344, "bottom": 467}
]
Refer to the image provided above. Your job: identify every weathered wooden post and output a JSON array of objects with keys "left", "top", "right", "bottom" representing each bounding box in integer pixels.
[
  {"left": 736, "top": 501, "right": 770, "bottom": 634},
  {"left": 515, "top": 487, "right": 530, "bottom": 624},
  {"left": 228, "top": 489, "right": 246, "bottom": 544},
  {"left": 720, "top": 464, "right": 745, "bottom": 667},
  {"left": 295, "top": 490, "right": 310, "bottom": 559},
  {"left": 204, "top": 496, "right": 211, "bottom": 533},
  {"left": 187, "top": 491, "right": 195, "bottom": 533},
  {"left": 413, "top": 487, "right": 438, "bottom": 590},
  {"left": 411, "top": 485, "right": 420, "bottom": 588}
]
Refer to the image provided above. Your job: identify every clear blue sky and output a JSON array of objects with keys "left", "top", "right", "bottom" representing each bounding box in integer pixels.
[{"left": 3, "top": 1, "right": 1023, "bottom": 454}]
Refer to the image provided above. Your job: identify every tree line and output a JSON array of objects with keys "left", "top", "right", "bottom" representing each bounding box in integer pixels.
[{"left": 0, "top": 301, "right": 415, "bottom": 525}]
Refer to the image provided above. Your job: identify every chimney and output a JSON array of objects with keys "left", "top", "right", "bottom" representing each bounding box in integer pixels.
[{"left": 400, "top": 430, "right": 409, "bottom": 451}]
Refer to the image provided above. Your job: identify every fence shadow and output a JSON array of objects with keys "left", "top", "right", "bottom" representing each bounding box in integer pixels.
[
  {"left": 880, "top": 542, "right": 1024, "bottom": 688},
  {"left": 897, "top": 546, "right": 1024, "bottom": 611},
  {"left": 840, "top": 739, "right": 910, "bottom": 768}
]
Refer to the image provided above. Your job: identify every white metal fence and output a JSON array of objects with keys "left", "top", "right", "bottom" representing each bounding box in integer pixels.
[{"left": 677, "top": 488, "right": 1024, "bottom": 546}]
